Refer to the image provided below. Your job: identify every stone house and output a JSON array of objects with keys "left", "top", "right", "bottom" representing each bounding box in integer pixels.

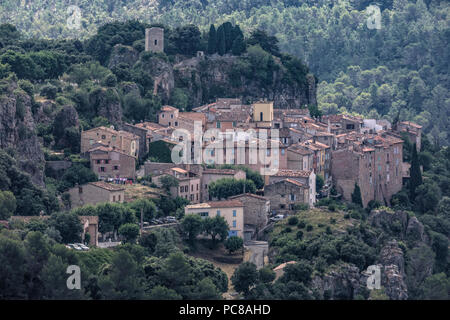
[
  {"left": 264, "top": 179, "right": 310, "bottom": 214},
  {"left": 89, "top": 146, "right": 136, "bottom": 179},
  {"left": 331, "top": 132, "right": 404, "bottom": 207},
  {"left": 268, "top": 169, "right": 316, "bottom": 207},
  {"left": 393, "top": 121, "right": 422, "bottom": 151},
  {"left": 184, "top": 200, "right": 244, "bottom": 238},
  {"left": 67, "top": 181, "right": 125, "bottom": 209},
  {"left": 228, "top": 193, "right": 270, "bottom": 241},
  {"left": 81, "top": 126, "right": 139, "bottom": 158},
  {"left": 152, "top": 167, "right": 201, "bottom": 203},
  {"left": 287, "top": 144, "right": 314, "bottom": 171}
]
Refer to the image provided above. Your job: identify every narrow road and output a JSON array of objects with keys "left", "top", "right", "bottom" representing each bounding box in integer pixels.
[{"left": 245, "top": 240, "right": 268, "bottom": 269}]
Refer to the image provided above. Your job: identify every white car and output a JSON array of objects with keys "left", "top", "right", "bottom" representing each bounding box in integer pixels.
[
  {"left": 270, "top": 214, "right": 285, "bottom": 222},
  {"left": 75, "top": 243, "right": 90, "bottom": 251}
]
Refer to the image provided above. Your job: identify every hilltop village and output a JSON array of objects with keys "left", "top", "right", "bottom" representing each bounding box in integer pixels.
[{"left": 74, "top": 95, "right": 420, "bottom": 243}]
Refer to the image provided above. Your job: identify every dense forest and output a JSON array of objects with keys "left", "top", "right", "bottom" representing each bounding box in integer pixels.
[{"left": 1, "top": 0, "right": 449, "bottom": 145}]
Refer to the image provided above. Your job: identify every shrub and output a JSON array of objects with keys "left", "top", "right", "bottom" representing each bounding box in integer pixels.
[
  {"left": 288, "top": 216, "right": 299, "bottom": 226},
  {"left": 306, "top": 225, "right": 313, "bottom": 232},
  {"left": 298, "top": 221, "right": 306, "bottom": 229},
  {"left": 296, "top": 231, "right": 303, "bottom": 240},
  {"left": 225, "top": 236, "right": 243, "bottom": 254}
]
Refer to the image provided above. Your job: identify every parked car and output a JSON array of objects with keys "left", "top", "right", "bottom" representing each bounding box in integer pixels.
[
  {"left": 269, "top": 214, "right": 285, "bottom": 223},
  {"left": 150, "top": 219, "right": 158, "bottom": 225},
  {"left": 165, "top": 217, "right": 177, "bottom": 223},
  {"left": 75, "top": 243, "right": 90, "bottom": 251},
  {"left": 67, "top": 243, "right": 83, "bottom": 251}
]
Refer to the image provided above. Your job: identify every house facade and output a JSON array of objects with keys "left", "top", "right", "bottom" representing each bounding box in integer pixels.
[
  {"left": 264, "top": 179, "right": 310, "bottom": 214},
  {"left": 184, "top": 200, "right": 244, "bottom": 238},
  {"left": 67, "top": 181, "right": 125, "bottom": 209}
]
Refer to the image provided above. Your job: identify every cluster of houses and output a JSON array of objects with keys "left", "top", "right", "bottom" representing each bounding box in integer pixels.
[{"left": 69, "top": 97, "right": 421, "bottom": 242}]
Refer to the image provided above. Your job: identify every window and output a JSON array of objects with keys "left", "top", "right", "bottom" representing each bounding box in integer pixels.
[
  {"left": 78, "top": 187, "right": 83, "bottom": 194},
  {"left": 114, "top": 165, "right": 119, "bottom": 170},
  {"left": 162, "top": 114, "right": 165, "bottom": 118},
  {"left": 281, "top": 149, "right": 285, "bottom": 155},
  {"left": 205, "top": 184, "right": 208, "bottom": 190},
  {"left": 96, "top": 160, "right": 101, "bottom": 164},
  {"left": 118, "top": 195, "right": 121, "bottom": 201},
  {"left": 113, "top": 196, "right": 116, "bottom": 202},
  {"left": 170, "top": 114, "right": 174, "bottom": 119},
  {"left": 175, "top": 121, "right": 178, "bottom": 126},
  {"left": 232, "top": 220, "right": 237, "bottom": 228},
  {"left": 100, "top": 167, "right": 105, "bottom": 172},
  {"left": 190, "top": 194, "right": 194, "bottom": 201},
  {"left": 290, "top": 194, "right": 296, "bottom": 201},
  {"left": 260, "top": 112, "right": 263, "bottom": 121},
  {"left": 196, "top": 184, "right": 199, "bottom": 191},
  {"left": 180, "top": 186, "right": 183, "bottom": 193},
  {"left": 217, "top": 210, "right": 221, "bottom": 216},
  {"left": 89, "top": 139, "right": 94, "bottom": 145},
  {"left": 216, "top": 121, "right": 221, "bottom": 129},
  {"left": 387, "top": 173, "right": 390, "bottom": 182},
  {"left": 191, "top": 185, "right": 193, "bottom": 191},
  {"left": 233, "top": 210, "right": 236, "bottom": 217},
  {"left": 154, "top": 39, "right": 158, "bottom": 45},
  {"left": 196, "top": 194, "right": 198, "bottom": 200},
  {"left": 112, "top": 136, "right": 116, "bottom": 142},
  {"left": 280, "top": 204, "right": 285, "bottom": 209},
  {"left": 200, "top": 212, "right": 209, "bottom": 218},
  {"left": 232, "top": 121, "right": 237, "bottom": 127}
]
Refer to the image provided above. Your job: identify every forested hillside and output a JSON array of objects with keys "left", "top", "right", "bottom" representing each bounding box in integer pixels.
[{"left": 1, "top": 0, "right": 449, "bottom": 145}]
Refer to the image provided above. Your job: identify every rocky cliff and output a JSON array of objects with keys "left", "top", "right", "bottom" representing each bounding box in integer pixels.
[
  {"left": 0, "top": 78, "right": 44, "bottom": 186},
  {"left": 108, "top": 49, "right": 317, "bottom": 109}
]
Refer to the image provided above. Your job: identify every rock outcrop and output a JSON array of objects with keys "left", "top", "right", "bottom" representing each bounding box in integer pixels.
[
  {"left": 174, "top": 54, "right": 316, "bottom": 109},
  {"left": 0, "top": 80, "right": 45, "bottom": 186}
]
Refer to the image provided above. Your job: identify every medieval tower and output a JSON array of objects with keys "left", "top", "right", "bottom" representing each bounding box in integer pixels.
[{"left": 145, "top": 27, "right": 164, "bottom": 53}]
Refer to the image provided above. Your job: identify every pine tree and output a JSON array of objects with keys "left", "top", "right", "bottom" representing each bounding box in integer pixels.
[
  {"left": 207, "top": 24, "right": 217, "bottom": 54},
  {"left": 409, "top": 143, "right": 422, "bottom": 201},
  {"left": 216, "top": 25, "right": 226, "bottom": 56},
  {"left": 351, "top": 182, "right": 363, "bottom": 207}
]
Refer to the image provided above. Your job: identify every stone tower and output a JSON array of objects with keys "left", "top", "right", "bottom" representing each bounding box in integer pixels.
[{"left": 145, "top": 27, "right": 164, "bottom": 53}]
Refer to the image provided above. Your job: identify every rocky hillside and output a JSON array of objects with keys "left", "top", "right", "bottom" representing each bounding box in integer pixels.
[
  {"left": 0, "top": 76, "right": 45, "bottom": 186},
  {"left": 264, "top": 207, "right": 442, "bottom": 300},
  {"left": 108, "top": 45, "right": 317, "bottom": 109}
]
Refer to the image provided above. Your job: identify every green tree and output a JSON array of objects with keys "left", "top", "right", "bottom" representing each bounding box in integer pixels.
[
  {"left": 159, "top": 175, "right": 179, "bottom": 195},
  {"left": 258, "top": 267, "right": 276, "bottom": 284},
  {"left": 420, "top": 273, "right": 449, "bottom": 300},
  {"left": 148, "top": 285, "right": 182, "bottom": 300},
  {"left": 225, "top": 236, "right": 243, "bottom": 254},
  {"left": 48, "top": 212, "right": 83, "bottom": 244},
  {"left": 0, "top": 190, "right": 16, "bottom": 220},
  {"left": 208, "top": 178, "right": 256, "bottom": 200},
  {"left": 216, "top": 25, "right": 226, "bottom": 56},
  {"left": 203, "top": 216, "right": 229, "bottom": 245},
  {"left": 351, "top": 182, "right": 363, "bottom": 207},
  {"left": 118, "top": 223, "right": 140, "bottom": 244},
  {"left": 409, "top": 143, "right": 422, "bottom": 201},
  {"left": 207, "top": 24, "right": 217, "bottom": 54},
  {"left": 180, "top": 214, "right": 203, "bottom": 243},
  {"left": 231, "top": 262, "right": 258, "bottom": 296}
]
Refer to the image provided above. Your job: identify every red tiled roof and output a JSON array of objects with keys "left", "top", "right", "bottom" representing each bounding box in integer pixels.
[{"left": 273, "top": 169, "right": 311, "bottom": 178}]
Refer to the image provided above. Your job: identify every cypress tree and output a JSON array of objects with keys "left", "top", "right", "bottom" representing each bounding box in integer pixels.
[
  {"left": 231, "top": 25, "right": 245, "bottom": 55},
  {"left": 351, "top": 182, "right": 363, "bottom": 207},
  {"left": 231, "top": 35, "right": 246, "bottom": 56},
  {"left": 216, "top": 25, "right": 226, "bottom": 56},
  {"left": 222, "top": 22, "right": 233, "bottom": 52},
  {"left": 207, "top": 24, "right": 217, "bottom": 54},
  {"left": 409, "top": 143, "right": 422, "bottom": 201}
]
